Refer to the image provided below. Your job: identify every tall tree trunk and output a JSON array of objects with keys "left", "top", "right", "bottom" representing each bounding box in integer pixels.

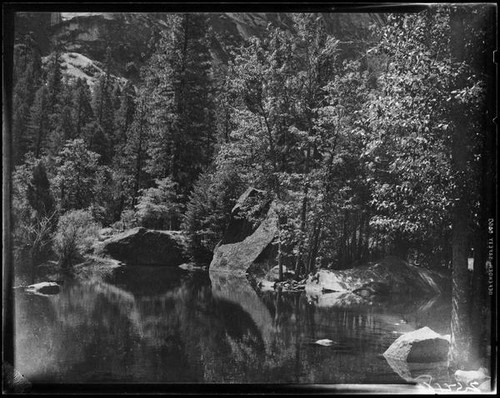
[
  {"left": 448, "top": 6, "right": 473, "bottom": 370},
  {"left": 277, "top": 220, "right": 283, "bottom": 281},
  {"left": 307, "top": 218, "right": 322, "bottom": 273}
]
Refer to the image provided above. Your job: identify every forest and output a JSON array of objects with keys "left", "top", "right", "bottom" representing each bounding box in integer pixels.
[{"left": 8, "top": 5, "right": 495, "bottom": 377}]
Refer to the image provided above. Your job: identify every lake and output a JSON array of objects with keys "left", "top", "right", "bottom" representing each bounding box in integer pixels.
[{"left": 14, "top": 265, "right": 453, "bottom": 388}]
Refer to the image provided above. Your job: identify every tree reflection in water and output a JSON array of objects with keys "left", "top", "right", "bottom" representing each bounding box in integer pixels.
[{"left": 14, "top": 266, "right": 451, "bottom": 384}]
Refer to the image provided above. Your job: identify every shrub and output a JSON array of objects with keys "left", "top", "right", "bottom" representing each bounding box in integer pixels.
[
  {"left": 112, "top": 209, "right": 138, "bottom": 231},
  {"left": 53, "top": 209, "right": 100, "bottom": 268},
  {"left": 135, "top": 177, "right": 183, "bottom": 230}
]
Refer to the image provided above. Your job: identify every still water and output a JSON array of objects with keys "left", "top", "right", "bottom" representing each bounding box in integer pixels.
[{"left": 15, "top": 266, "right": 452, "bottom": 385}]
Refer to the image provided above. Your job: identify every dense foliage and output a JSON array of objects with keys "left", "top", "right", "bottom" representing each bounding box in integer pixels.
[{"left": 10, "top": 7, "right": 493, "bottom": 282}]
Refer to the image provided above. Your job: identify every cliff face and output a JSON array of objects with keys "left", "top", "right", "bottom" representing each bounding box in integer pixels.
[
  {"left": 15, "top": 12, "right": 385, "bottom": 84},
  {"left": 50, "top": 13, "right": 169, "bottom": 79}
]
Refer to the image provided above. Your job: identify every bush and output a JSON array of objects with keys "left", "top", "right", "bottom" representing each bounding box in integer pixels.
[
  {"left": 112, "top": 209, "right": 139, "bottom": 231},
  {"left": 135, "top": 177, "right": 183, "bottom": 230},
  {"left": 53, "top": 209, "right": 100, "bottom": 268}
]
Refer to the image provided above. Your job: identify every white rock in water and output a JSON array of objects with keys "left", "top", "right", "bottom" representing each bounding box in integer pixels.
[
  {"left": 383, "top": 326, "right": 450, "bottom": 362},
  {"left": 314, "top": 339, "right": 334, "bottom": 346},
  {"left": 26, "top": 282, "right": 61, "bottom": 295},
  {"left": 455, "top": 367, "right": 489, "bottom": 384}
]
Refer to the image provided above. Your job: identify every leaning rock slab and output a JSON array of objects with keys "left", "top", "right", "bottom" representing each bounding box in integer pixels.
[
  {"left": 383, "top": 326, "right": 450, "bottom": 362},
  {"left": 102, "top": 227, "right": 188, "bottom": 266},
  {"left": 210, "top": 187, "right": 278, "bottom": 276},
  {"left": 210, "top": 209, "right": 278, "bottom": 275}
]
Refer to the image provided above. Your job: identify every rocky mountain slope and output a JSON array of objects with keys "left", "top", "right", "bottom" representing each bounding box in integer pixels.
[{"left": 15, "top": 11, "right": 385, "bottom": 86}]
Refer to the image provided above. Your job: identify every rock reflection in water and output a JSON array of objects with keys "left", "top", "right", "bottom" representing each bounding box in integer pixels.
[{"left": 14, "top": 266, "right": 451, "bottom": 384}]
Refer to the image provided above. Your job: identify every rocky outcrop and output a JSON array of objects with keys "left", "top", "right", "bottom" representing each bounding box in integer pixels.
[
  {"left": 102, "top": 227, "right": 188, "bottom": 266},
  {"left": 305, "top": 256, "right": 448, "bottom": 298},
  {"left": 17, "top": 12, "right": 384, "bottom": 75},
  {"left": 209, "top": 188, "right": 278, "bottom": 276},
  {"left": 383, "top": 326, "right": 450, "bottom": 362}
]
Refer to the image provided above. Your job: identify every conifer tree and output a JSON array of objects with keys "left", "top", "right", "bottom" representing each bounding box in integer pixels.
[
  {"left": 27, "top": 85, "right": 50, "bottom": 158},
  {"left": 27, "top": 162, "right": 55, "bottom": 219},
  {"left": 12, "top": 42, "right": 43, "bottom": 163},
  {"left": 143, "top": 13, "right": 217, "bottom": 196},
  {"left": 120, "top": 89, "right": 150, "bottom": 205},
  {"left": 49, "top": 105, "right": 74, "bottom": 155},
  {"left": 47, "top": 46, "right": 63, "bottom": 115},
  {"left": 92, "top": 47, "right": 116, "bottom": 163},
  {"left": 114, "top": 81, "right": 136, "bottom": 148},
  {"left": 72, "top": 78, "right": 94, "bottom": 139}
]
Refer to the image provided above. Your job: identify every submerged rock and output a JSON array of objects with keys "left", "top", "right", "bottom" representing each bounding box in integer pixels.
[
  {"left": 178, "top": 263, "right": 207, "bottom": 272},
  {"left": 314, "top": 339, "right": 335, "bottom": 347},
  {"left": 25, "top": 281, "right": 61, "bottom": 295},
  {"left": 305, "top": 256, "right": 447, "bottom": 298},
  {"left": 102, "top": 227, "right": 188, "bottom": 266},
  {"left": 383, "top": 326, "right": 450, "bottom": 362},
  {"left": 384, "top": 357, "right": 450, "bottom": 384},
  {"left": 454, "top": 367, "right": 490, "bottom": 384}
]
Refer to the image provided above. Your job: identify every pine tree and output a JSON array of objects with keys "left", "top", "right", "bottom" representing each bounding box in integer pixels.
[
  {"left": 92, "top": 47, "right": 115, "bottom": 164},
  {"left": 27, "top": 85, "right": 50, "bottom": 158},
  {"left": 143, "top": 13, "right": 217, "bottom": 196},
  {"left": 27, "top": 161, "right": 55, "bottom": 218},
  {"left": 120, "top": 89, "right": 150, "bottom": 206},
  {"left": 49, "top": 105, "right": 74, "bottom": 155},
  {"left": 12, "top": 42, "right": 43, "bottom": 164},
  {"left": 47, "top": 46, "right": 63, "bottom": 115},
  {"left": 114, "top": 81, "right": 136, "bottom": 149},
  {"left": 12, "top": 102, "right": 31, "bottom": 164},
  {"left": 72, "top": 78, "right": 94, "bottom": 139},
  {"left": 111, "top": 81, "right": 122, "bottom": 111}
]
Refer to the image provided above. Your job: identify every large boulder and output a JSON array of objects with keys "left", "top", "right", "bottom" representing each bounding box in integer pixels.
[
  {"left": 101, "top": 227, "right": 188, "bottom": 266},
  {"left": 209, "top": 188, "right": 279, "bottom": 276},
  {"left": 383, "top": 326, "right": 450, "bottom": 362},
  {"left": 210, "top": 207, "right": 278, "bottom": 276},
  {"left": 305, "top": 256, "right": 447, "bottom": 297}
]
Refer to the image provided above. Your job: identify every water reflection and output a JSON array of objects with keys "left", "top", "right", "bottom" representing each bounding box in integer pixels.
[{"left": 14, "top": 266, "right": 451, "bottom": 384}]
